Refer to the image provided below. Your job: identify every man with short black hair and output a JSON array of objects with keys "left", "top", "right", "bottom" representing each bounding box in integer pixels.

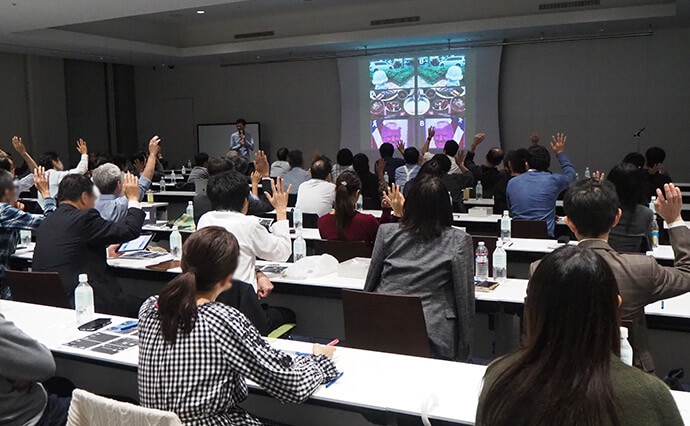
[
  {"left": 420, "top": 127, "right": 464, "bottom": 174},
  {"left": 93, "top": 136, "right": 159, "bottom": 222},
  {"left": 281, "top": 150, "right": 310, "bottom": 194},
  {"left": 493, "top": 148, "right": 529, "bottom": 214},
  {"left": 464, "top": 133, "right": 505, "bottom": 194},
  {"left": 560, "top": 178, "right": 690, "bottom": 372},
  {"left": 296, "top": 156, "right": 335, "bottom": 217},
  {"left": 270, "top": 147, "right": 290, "bottom": 178},
  {"left": 379, "top": 142, "right": 404, "bottom": 184},
  {"left": 394, "top": 147, "right": 421, "bottom": 188},
  {"left": 229, "top": 118, "right": 255, "bottom": 161},
  {"left": 645, "top": 146, "right": 672, "bottom": 199},
  {"left": 187, "top": 152, "right": 209, "bottom": 184},
  {"left": 33, "top": 174, "right": 145, "bottom": 316},
  {"left": 506, "top": 133, "right": 576, "bottom": 236}
]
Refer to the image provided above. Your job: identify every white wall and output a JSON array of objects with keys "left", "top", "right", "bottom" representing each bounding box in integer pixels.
[
  {"left": 500, "top": 28, "right": 690, "bottom": 181},
  {"left": 134, "top": 60, "right": 341, "bottom": 168}
]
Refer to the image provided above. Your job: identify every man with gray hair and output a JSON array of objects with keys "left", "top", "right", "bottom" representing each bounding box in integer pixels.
[{"left": 93, "top": 136, "right": 160, "bottom": 222}]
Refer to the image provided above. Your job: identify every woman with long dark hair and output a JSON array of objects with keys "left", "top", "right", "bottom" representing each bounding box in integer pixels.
[
  {"left": 364, "top": 175, "right": 474, "bottom": 361},
  {"left": 138, "top": 227, "right": 339, "bottom": 425},
  {"left": 476, "top": 245, "right": 683, "bottom": 426},
  {"left": 318, "top": 170, "right": 391, "bottom": 242},
  {"left": 352, "top": 153, "right": 387, "bottom": 202},
  {"left": 607, "top": 162, "right": 654, "bottom": 252}
]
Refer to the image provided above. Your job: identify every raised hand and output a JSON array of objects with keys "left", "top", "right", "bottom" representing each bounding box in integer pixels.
[
  {"left": 591, "top": 171, "right": 605, "bottom": 181},
  {"left": 472, "top": 133, "right": 486, "bottom": 147},
  {"left": 148, "top": 135, "right": 161, "bottom": 157},
  {"left": 550, "top": 133, "right": 567, "bottom": 154},
  {"left": 396, "top": 140, "right": 405, "bottom": 155},
  {"left": 33, "top": 166, "right": 50, "bottom": 198},
  {"left": 384, "top": 183, "right": 405, "bottom": 217},
  {"left": 254, "top": 150, "right": 270, "bottom": 177},
  {"left": 76, "top": 138, "right": 88, "bottom": 155},
  {"left": 655, "top": 183, "right": 683, "bottom": 224},
  {"left": 427, "top": 126, "right": 436, "bottom": 140},
  {"left": 250, "top": 170, "right": 262, "bottom": 187},
  {"left": 122, "top": 173, "right": 140, "bottom": 201},
  {"left": 11, "top": 136, "right": 27, "bottom": 155},
  {"left": 455, "top": 150, "right": 467, "bottom": 168},
  {"left": 375, "top": 158, "right": 386, "bottom": 178},
  {"left": 265, "top": 177, "right": 290, "bottom": 219}
]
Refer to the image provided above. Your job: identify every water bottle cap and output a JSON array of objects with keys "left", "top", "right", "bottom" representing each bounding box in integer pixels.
[
  {"left": 188, "top": 201, "right": 193, "bottom": 205},
  {"left": 503, "top": 210, "right": 509, "bottom": 215},
  {"left": 620, "top": 327, "right": 628, "bottom": 339},
  {"left": 172, "top": 225, "right": 179, "bottom": 230},
  {"left": 478, "top": 242, "right": 485, "bottom": 246},
  {"left": 79, "top": 274, "right": 88, "bottom": 282}
]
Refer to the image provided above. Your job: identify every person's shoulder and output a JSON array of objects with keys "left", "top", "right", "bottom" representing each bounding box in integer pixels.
[
  {"left": 139, "top": 296, "right": 159, "bottom": 319},
  {"left": 201, "top": 301, "right": 253, "bottom": 334},
  {"left": 483, "top": 351, "right": 522, "bottom": 384},
  {"left": 611, "top": 358, "right": 677, "bottom": 406}
]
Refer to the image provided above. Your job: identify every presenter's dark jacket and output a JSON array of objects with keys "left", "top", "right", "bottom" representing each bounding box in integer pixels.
[
  {"left": 531, "top": 224, "right": 690, "bottom": 372},
  {"left": 32, "top": 204, "right": 145, "bottom": 316}
]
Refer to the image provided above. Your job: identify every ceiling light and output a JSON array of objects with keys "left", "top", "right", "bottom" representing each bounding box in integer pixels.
[{"left": 196, "top": 10, "right": 205, "bottom": 14}]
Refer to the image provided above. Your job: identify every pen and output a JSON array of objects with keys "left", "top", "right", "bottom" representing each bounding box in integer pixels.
[
  {"left": 507, "top": 242, "right": 514, "bottom": 248},
  {"left": 661, "top": 301, "right": 665, "bottom": 309},
  {"left": 326, "top": 372, "right": 344, "bottom": 388},
  {"left": 327, "top": 339, "right": 340, "bottom": 346},
  {"left": 120, "top": 322, "right": 138, "bottom": 331}
]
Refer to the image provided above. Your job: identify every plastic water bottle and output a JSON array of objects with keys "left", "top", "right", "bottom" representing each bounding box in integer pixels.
[
  {"left": 169, "top": 170, "right": 176, "bottom": 184},
  {"left": 187, "top": 159, "right": 192, "bottom": 169},
  {"left": 620, "top": 327, "right": 633, "bottom": 366},
  {"left": 75, "top": 274, "right": 94, "bottom": 326},
  {"left": 475, "top": 181, "right": 483, "bottom": 200},
  {"left": 584, "top": 167, "right": 591, "bottom": 178},
  {"left": 500, "top": 210, "right": 511, "bottom": 241},
  {"left": 181, "top": 165, "right": 186, "bottom": 175},
  {"left": 649, "top": 196, "right": 656, "bottom": 215},
  {"left": 652, "top": 214, "right": 660, "bottom": 249},
  {"left": 384, "top": 174, "right": 389, "bottom": 185},
  {"left": 146, "top": 189, "right": 154, "bottom": 204},
  {"left": 159, "top": 178, "right": 166, "bottom": 192},
  {"left": 170, "top": 225, "right": 183, "bottom": 259},
  {"left": 186, "top": 201, "right": 194, "bottom": 219},
  {"left": 475, "top": 242, "right": 489, "bottom": 280},
  {"left": 356, "top": 194, "right": 363, "bottom": 211},
  {"left": 293, "top": 235, "right": 307, "bottom": 262},
  {"left": 492, "top": 242, "right": 507, "bottom": 282},
  {"left": 448, "top": 191, "right": 453, "bottom": 207},
  {"left": 293, "top": 207, "right": 303, "bottom": 231}
]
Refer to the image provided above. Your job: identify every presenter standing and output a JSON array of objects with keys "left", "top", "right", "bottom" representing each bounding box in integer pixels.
[{"left": 229, "top": 118, "right": 255, "bottom": 161}]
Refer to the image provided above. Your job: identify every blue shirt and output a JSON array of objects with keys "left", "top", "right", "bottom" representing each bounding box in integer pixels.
[
  {"left": 506, "top": 153, "right": 576, "bottom": 236},
  {"left": 229, "top": 131, "right": 255, "bottom": 160},
  {"left": 395, "top": 164, "right": 420, "bottom": 188},
  {"left": 95, "top": 176, "right": 151, "bottom": 222},
  {"left": 281, "top": 167, "right": 310, "bottom": 195}
]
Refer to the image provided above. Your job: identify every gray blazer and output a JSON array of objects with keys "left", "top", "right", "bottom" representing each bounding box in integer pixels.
[{"left": 364, "top": 223, "right": 475, "bottom": 361}]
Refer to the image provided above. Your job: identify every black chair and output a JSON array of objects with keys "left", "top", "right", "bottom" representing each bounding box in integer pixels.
[
  {"left": 472, "top": 235, "right": 498, "bottom": 273},
  {"left": 5, "top": 270, "right": 71, "bottom": 309},
  {"left": 362, "top": 197, "right": 381, "bottom": 210},
  {"left": 608, "top": 233, "right": 649, "bottom": 254},
  {"left": 342, "top": 289, "right": 431, "bottom": 358},
  {"left": 312, "top": 240, "right": 373, "bottom": 262},
  {"left": 288, "top": 210, "right": 319, "bottom": 229},
  {"left": 287, "top": 193, "right": 298, "bottom": 207},
  {"left": 511, "top": 220, "right": 549, "bottom": 239}
]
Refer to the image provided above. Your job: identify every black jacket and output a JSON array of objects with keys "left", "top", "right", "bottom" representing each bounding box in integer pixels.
[{"left": 33, "top": 204, "right": 145, "bottom": 315}]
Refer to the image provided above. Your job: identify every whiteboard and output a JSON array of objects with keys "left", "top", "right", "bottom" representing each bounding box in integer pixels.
[{"left": 197, "top": 122, "right": 261, "bottom": 162}]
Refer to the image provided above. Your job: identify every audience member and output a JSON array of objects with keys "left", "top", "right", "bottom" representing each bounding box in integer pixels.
[
  {"left": 282, "top": 150, "right": 310, "bottom": 194},
  {"left": 270, "top": 147, "right": 290, "bottom": 178},
  {"left": 93, "top": 136, "right": 159, "bottom": 222},
  {"left": 187, "top": 152, "right": 209, "bottom": 184},
  {"left": 352, "top": 153, "right": 386, "bottom": 202},
  {"left": 623, "top": 152, "right": 646, "bottom": 169},
  {"left": 229, "top": 118, "right": 255, "bottom": 161},
  {"left": 198, "top": 172, "right": 291, "bottom": 296},
  {"left": 394, "top": 147, "right": 421, "bottom": 188},
  {"left": 364, "top": 175, "right": 474, "bottom": 361},
  {"left": 0, "top": 313, "right": 71, "bottom": 425},
  {"left": 477, "top": 245, "right": 683, "bottom": 426},
  {"left": 37, "top": 139, "right": 89, "bottom": 200},
  {"left": 296, "top": 156, "right": 335, "bottom": 217},
  {"left": 1, "top": 136, "right": 40, "bottom": 197},
  {"left": 493, "top": 148, "right": 529, "bottom": 214},
  {"left": 138, "top": 227, "right": 338, "bottom": 424},
  {"left": 132, "top": 149, "right": 164, "bottom": 182},
  {"left": 33, "top": 174, "right": 145, "bottom": 316},
  {"left": 420, "top": 127, "right": 463, "bottom": 174},
  {"left": 318, "top": 170, "right": 391, "bottom": 242},
  {"left": 645, "top": 146, "right": 672, "bottom": 199},
  {"left": 562, "top": 178, "right": 690, "bottom": 371},
  {"left": 378, "top": 143, "right": 404, "bottom": 184},
  {"left": 507, "top": 133, "right": 576, "bottom": 236},
  {"left": 0, "top": 168, "right": 53, "bottom": 299},
  {"left": 464, "top": 133, "right": 505, "bottom": 194},
  {"left": 607, "top": 163, "right": 654, "bottom": 252},
  {"left": 331, "top": 148, "right": 354, "bottom": 181}
]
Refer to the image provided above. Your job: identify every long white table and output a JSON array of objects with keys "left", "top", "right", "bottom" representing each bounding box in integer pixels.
[{"left": 501, "top": 237, "right": 675, "bottom": 262}]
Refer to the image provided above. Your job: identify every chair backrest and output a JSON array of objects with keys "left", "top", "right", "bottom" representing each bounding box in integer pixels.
[
  {"left": 287, "top": 193, "right": 297, "bottom": 207},
  {"left": 510, "top": 219, "right": 549, "bottom": 239},
  {"left": 362, "top": 197, "right": 380, "bottom": 210},
  {"left": 287, "top": 211, "right": 318, "bottom": 228},
  {"left": 471, "top": 235, "right": 498, "bottom": 273},
  {"left": 312, "top": 240, "right": 373, "bottom": 262},
  {"left": 342, "top": 289, "right": 431, "bottom": 357},
  {"left": 67, "top": 389, "right": 182, "bottom": 426},
  {"left": 5, "top": 270, "right": 71, "bottom": 309},
  {"left": 608, "top": 232, "right": 649, "bottom": 254}
]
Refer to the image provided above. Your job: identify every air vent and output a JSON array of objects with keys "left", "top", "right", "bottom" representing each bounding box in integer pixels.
[
  {"left": 234, "top": 31, "right": 275, "bottom": 40},
  {"left": 538, "top": 0, "right": 599, "bottom": 10},
  {"left": 371, "top": 16, "right": 420, "bottom": 26}
]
